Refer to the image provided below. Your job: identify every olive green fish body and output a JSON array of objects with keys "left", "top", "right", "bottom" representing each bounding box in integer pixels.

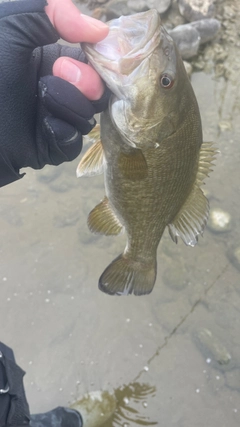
[{"left": 77, "top": 10, "right": 216, "bottom": 295}]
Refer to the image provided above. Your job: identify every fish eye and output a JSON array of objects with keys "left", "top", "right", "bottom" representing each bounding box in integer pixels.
[{"left": 160, "top": 74, "right": 174, "bottom": 89}]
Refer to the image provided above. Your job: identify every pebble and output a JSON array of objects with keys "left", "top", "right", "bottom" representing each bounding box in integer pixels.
[
  {"left": 169, "top": 24, "right": 200, "bottom": 59},
  {"left": 178, "top": 0, "right": 215, "bottom": 22},
  {"left": 207, "top": 208, "right": 232, "bottom": 233},
  {"left": 227, "top": 243, "right": 240, "bottom": 272},
  {"left": 194, "top": 328, "right": 232, "bottom": 368},
  {"left": 128, "top": 0, "right": 172, "bottom": 15},
  {"left": 183, "top": 60, "right": 193, "bottom": 77},
  {"left": 190, "top": 19, "right": 221, "bottom": 44},
  {"left": 97, "top": 0, "right": 132, "bottom": 20}
]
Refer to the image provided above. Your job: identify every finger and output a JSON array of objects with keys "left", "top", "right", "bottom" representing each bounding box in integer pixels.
[
  {"left": 39, "top": 76, "right": 96, "bottom": 135},
  {"left": 43, "top": 117, "right": 83, "bottom": 164},
  {"left": 45, "top": 0, "right": 109, "bottom": 43},
  {"left": 53, "top": 57, "right": 104, "bottom": 100}
]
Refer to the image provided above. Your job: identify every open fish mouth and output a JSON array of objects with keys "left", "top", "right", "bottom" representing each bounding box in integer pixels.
[{"left": 82, "top": 9, "right": 163, "bottom": 76}]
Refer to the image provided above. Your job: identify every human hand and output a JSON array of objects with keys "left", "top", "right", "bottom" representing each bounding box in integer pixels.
[
  {"left": 0, "top": 0, "right": 110, "bottom": 187},
  {"left": 45, "top": 0, "right": 109, "bottom": 100}
]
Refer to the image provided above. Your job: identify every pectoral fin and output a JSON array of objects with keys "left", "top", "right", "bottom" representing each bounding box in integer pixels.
[
  {"left": 76, "top": 125, "right": 104, "bottom": 177},
  {"left": 118, "top": 149, "right": 148, "bottom": 180},
  {"left": 88, "top": 196, "right": 123, "bottom": 236}
]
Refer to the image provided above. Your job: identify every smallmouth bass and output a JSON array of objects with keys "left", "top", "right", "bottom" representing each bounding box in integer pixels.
[{"left": 77, "top": 10, "right": 216, "bottom": 296}]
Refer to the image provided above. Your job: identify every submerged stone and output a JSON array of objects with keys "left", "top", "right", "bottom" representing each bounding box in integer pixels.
[
  {"left": 207, "top": 208, "right": 232, "bottom": 233},
  {"left": 178, "top": 0, "right": 215, "bottom": 22},
  {"left": 194, "top": 328, "right": 232, "bottom": 368},
  {"left": 128, "top": 0, "right": 172, "bottom": 14}
]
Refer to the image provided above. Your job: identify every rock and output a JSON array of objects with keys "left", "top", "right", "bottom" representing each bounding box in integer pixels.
[
  {"left": 128, "top": 0, "right": 172, "bottom": 13},
  {"left": 127, "top": 0, "right": 149, "bottom": 13},
  {"left": 218, "top": 121, "right": 232, "bottom": 132},
  {"left": 128, "top": 0, "right": 172, "bottom": 15},
  {"left": 178, "top": 0, "right": 215, "bottom": 22},
  {"left": 98, "top": 0, "right": 132, "bottom": 20},
  {"left": 169, "top": 24, "right": 200, "bottom": 59},
  {"left": 207, "top": 208, "right": 232, "bottom": 234},
  {"left": 183, "top": 60, "right": 193, "bottom": 77},
  {"left": 227, "top": 244, "right": 240, "bottom": 272},
  {"left": 194, "top": 328, "right": 232, "bottom": 368},
  {"left": 149, "top": 0, "right": 172, "bottom": 15},
  {"left": 190, "top": 19, "right": 221, "bottom": 44}
]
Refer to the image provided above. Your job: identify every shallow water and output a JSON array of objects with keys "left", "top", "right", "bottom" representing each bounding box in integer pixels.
[{"left": 1, "top": 2, "right": 240, "bottom": 427}]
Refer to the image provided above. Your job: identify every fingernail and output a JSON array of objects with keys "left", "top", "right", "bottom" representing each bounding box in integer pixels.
[
  {"left": 60, "top": 59, "right": 81, "bottom": 83},
  {"left": 81, "top": 14, "right": 109, "bottom": 30}
]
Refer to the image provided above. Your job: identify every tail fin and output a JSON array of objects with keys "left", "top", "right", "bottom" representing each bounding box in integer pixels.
[{"left": 98, "top": 254, "right": 157, "bottom": 296}]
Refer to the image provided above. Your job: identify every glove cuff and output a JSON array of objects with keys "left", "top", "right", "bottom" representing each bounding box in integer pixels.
[{"left": 0, "top": 149, "right": 24, "bottom": 187}]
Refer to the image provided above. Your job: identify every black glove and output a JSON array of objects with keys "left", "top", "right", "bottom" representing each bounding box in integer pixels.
[{"left": 0, "top": 0, "right": 110, "bottom": 187}]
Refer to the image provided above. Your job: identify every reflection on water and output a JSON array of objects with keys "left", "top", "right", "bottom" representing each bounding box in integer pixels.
[{"left": 108, "top": 383, "right": 157, "bottom": 426}]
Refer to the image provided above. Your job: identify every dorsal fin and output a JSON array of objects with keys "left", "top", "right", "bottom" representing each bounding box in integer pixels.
[
  {"left": 196, "top": 142, "right": 218, "bottom": 184},
  {"left": 88, "top": 196, "right": 123, "bottom": 236},
  {"left": 76, "top": 124, "right": 104, "bottom": 177}
]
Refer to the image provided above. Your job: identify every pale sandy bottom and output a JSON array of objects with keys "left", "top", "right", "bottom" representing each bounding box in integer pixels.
[{"left": 0, "top": 5, "right": 240, "bottom": 427}]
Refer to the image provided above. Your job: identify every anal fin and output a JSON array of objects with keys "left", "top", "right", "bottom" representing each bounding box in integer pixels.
[
  {"left": 88, "top": 196, "right": 123, "bottom": 236},
  {"left": 76, "top": 124, "right": 104, "bottom": 177}
]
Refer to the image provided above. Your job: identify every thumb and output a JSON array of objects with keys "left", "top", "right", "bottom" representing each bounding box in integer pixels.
[{"left": 45, "top": 0, "right": 109, "bottom": 43}]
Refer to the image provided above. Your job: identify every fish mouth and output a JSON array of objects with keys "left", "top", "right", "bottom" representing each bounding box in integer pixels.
[{"left": 82, "top": 9, "right": 163, "bottom": 77}]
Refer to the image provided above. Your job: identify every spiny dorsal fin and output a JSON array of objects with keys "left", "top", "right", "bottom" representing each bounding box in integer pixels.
[
  {"left": 88, "top": 196, "right": 123, "bottom": 236},
  {"left": 118, "top": 149, "right": 148, "bottom": 180},
  {"left": 168, "top": 186, "right": 209, "bottom": 247},
  {"left": 76, "top": 124, "right": 104, "bottom": 177},
  {"left": 196, "top": 142, "right": 218, "bottom": 184}
]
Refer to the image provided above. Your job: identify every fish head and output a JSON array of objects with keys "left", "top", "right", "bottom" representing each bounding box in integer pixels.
[{"left": 82, "top": 9, "right": 199, "bottom": 148}]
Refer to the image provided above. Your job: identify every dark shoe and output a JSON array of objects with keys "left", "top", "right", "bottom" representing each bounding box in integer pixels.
[{"left": 30, "top": 407, "right": 83, "bottom": 427}]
